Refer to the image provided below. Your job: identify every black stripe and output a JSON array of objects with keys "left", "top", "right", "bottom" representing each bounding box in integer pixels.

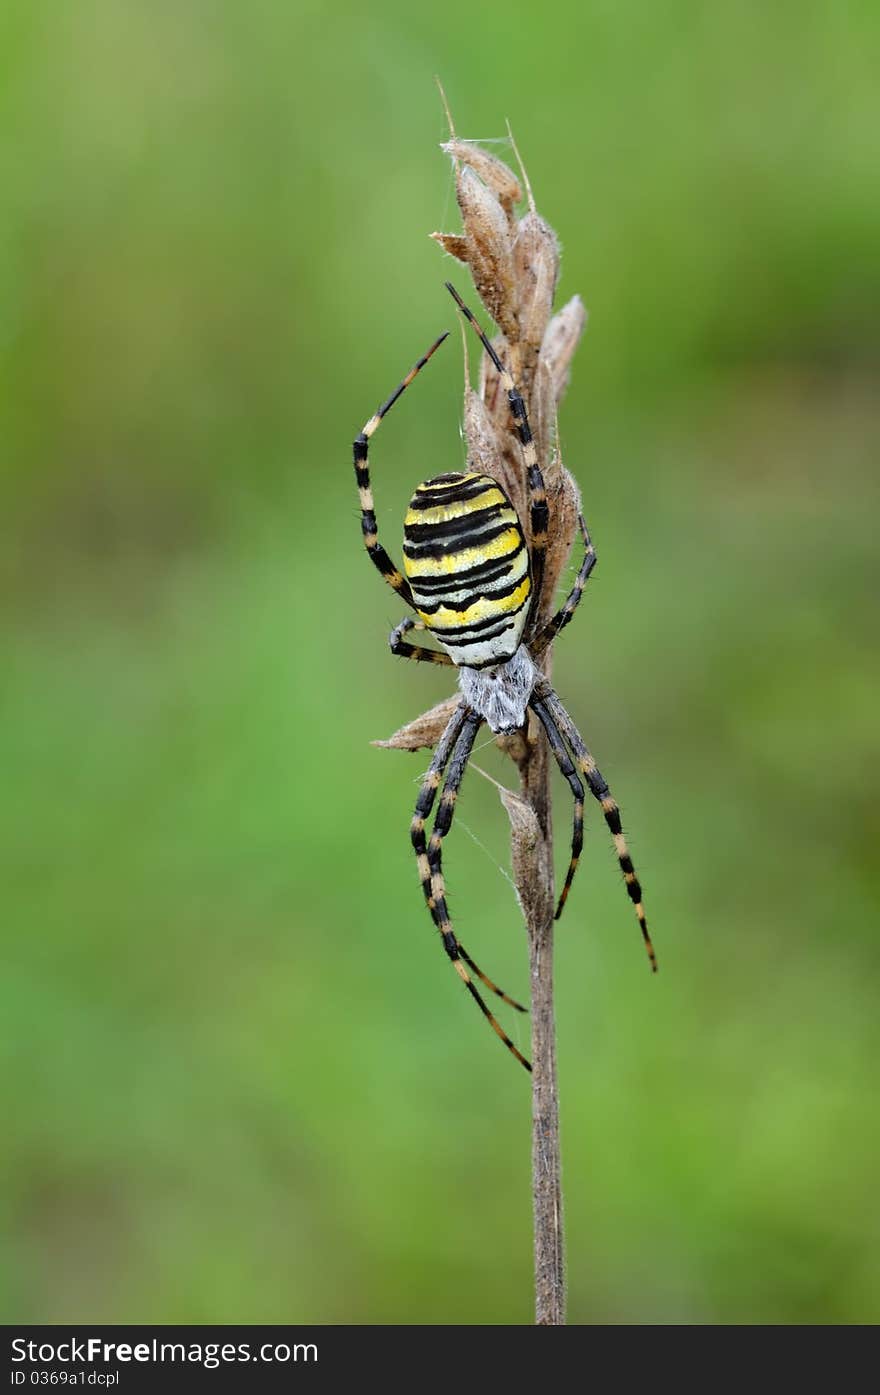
[
  {"left": 415, "top": 572, "right": 529, "bottom": 614},
  {"left": 370, "top": 549, "right": 398, "bottom": 576},
  {"left": 442, "top": 620, "right": 516, "bottom": 648},
  {"left": 434, "top": 617, "right": 514, "bottom": 641},
  {"left": 403, "top": 520, "right": 517, "bottom": 560},
  {"left": 407, "top": 553, "right": 519, "bottom": 594},
  {"left": 430, "top": 599, "right": 528, "bottom": 639},
  {"left": 409, "top": 479, "right": 495, "bottom": 509},
  {"left": 509, "top": 394, "right": 533, "bottom": 445},
  {"left": 604, "top": 805, "right": 622, "bottom": 835},
  {"left": 404, "top": 503, "right": 505, "bottom": 544},
  {"left": 442, "top": 930, "right": 458, "bottom": 957},
  {"left": 464, "top": 648, "right": 520, "bottom": 670}
]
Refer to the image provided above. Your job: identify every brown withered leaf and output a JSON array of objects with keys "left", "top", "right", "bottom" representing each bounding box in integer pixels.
[{"left": 372, "top": 694, "right": 460, "bottom": 752}]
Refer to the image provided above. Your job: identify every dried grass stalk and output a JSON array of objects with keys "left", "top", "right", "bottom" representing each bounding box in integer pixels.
[
  {"left": 438, "top": 117, "right": 587, "bottom": 1327},
  {"left": 377, "top": 105, "right": 587, "bottom": 1325}
]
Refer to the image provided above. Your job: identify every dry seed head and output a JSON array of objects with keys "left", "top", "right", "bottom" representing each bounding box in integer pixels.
[
  {"left": 455, "top": 165, "right": 518, "bottom": 339},
  {"left": 542, "top": 470, "right": 582, "bottom": 622},
  {"left": 429, "top": 231, "right": 470, "bottom": 265},
  {"left": 527, "top": 361, "right": 557, "bottom": 495},
  {"left": 477, "top": 330, "right": 512, "bottom": 422},
  {"left": 541, "top": 295, "right": 588, "bottom": 405},
  {"left": 514, "top": 212, "right": 560, "bottom": 359},
  {"left": 437, "top": 130, "right": 584, "bottom": 628},
  {"left": 372, "top": 113, "right": 589, "bottom": 766},
  {"left": 373, "top": 695, "right": 461, "bottom": 752},
  {"left": 498, "top": 785, "right": 544, "bottom": 926},
  {"left": 441, "top": 139, "right": 522, "bottom": 216},
  {"left": 529, "top": 363, "right": 581, "bottom": 621},
  {"left": 463, "top": 385, "right": 527, "bottom": 526}
]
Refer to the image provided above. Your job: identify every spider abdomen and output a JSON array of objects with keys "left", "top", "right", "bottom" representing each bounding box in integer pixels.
[{"left": 403, "top": 472, "right": 531, "bottom": 669}]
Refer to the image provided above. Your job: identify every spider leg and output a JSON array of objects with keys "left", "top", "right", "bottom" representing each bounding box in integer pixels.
[
  {"left": 535, "top": 680, "right": 657, "bottom": 972},
  {"left": 410, "top": 707, "right": 526, "bottom": 1012},
  {"left": 530, "top": 697, "right": 586, "bottom": 919},
  {"left": 530, "top": 514, "right": 597, "bottom": 656},
  {"left": 454, "top": 941, "right": 527, "bottom": 1013},
  {"left": 445, "top": 283, "right": 549, "bottom": 620},
  {"left": 389, "top": 616, "right": 454, "bottom": 666},
  {"left": 353, "top": 332, "right": 449, "bottom": 607},
  {"left": 411, "top": 708, "right": 531, "bottom": 1069}
]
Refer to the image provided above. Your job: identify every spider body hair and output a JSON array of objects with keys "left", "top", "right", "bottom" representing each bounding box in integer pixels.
[{"left": 458, "top": 647, "right": 537, "bottom": 735}]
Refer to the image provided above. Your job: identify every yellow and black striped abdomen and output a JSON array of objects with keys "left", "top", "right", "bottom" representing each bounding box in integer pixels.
[{"left": 403, "top": 473, "right": 532, "bottom": 669}]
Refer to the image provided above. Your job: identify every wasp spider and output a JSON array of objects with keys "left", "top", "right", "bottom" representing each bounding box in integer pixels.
[{"left": 353, "top": 283, "right": 655, "bottom": 1072}]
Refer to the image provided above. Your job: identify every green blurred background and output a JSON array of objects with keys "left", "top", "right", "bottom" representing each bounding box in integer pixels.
[{"left": 2, "top": 0, "right": 878, "bottom": 1324}]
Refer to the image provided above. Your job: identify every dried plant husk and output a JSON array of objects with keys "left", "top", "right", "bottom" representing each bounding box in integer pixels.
[
  {"left": 372, "top": 695, "right": 460, "bottom": 752},
  {"left": 452, "top": 165, "right": 518, "bottom": 339},
  {"left": 541, "top": 295, "right": 588, "bottom": 404},
  {"left": 498, "top": 785, "right": 542, "bottom": 925},
  {"left": 514, "top": 211, "right": 560, "bottom": 378},
  {"left": 463, "top": 384, "right": 527, "bottom": 528},
  {"left": 430, "top": 231, "right": 470, "bottom": 264},
  {"left": 441, "top": 139, "right": 522, "bottom": 217}
]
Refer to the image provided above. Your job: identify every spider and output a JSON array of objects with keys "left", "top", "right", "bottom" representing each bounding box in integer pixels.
[{"left": 353, "top": 282, "right": 655, "bottom": 1072}]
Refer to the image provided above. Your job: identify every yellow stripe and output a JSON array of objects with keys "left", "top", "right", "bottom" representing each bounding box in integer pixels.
[
  {"left": 414, "top": 475, "right": 473, "bottom": 492},
  {"left": 405, "top": 526, "right": 524, "bottom": 578},
  {"left": 411, "top": 546, "right": 529, "bottom": 600},
  {"left": 405, "top": 486, "right": 507, "bottom": 528},
  {"left": 416, "top": 576, "right": 531, "bottom": 632},
  {"left": 414, "top": 473, "right": 495, "bottom": 490}
]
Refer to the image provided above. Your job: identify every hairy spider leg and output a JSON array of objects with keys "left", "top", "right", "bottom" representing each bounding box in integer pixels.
[
  {"left": 411, "top": 707, "right": 531, "bottom": 1069},
  {"left": 389, "top": 616, "right": 455, "bottom": 666},
  {"left": 410, "top": 706, "right": 528, "bottom": 1020},
  {"left": 429, "top": 712, "right": 532, "bottom": 1066},
  {"left": 444, "top": 283, "right": 549, "bottom": 626},
  {"left": 530, "top": 698, "right": 586, "bottom": 919},
  {"left": 535, "top": 682, "right": 657, "bottom": 972},
  {"left": 353, "top": 331, "right": 449, "bottom": 606},
  {"left": 531, "top": 515, "right": 597, "bottom": 657}
]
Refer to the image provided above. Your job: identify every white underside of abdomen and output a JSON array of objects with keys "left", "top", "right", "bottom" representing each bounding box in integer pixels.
[{"left": 458, "top": 647, "right": 537, "bottom": 734}]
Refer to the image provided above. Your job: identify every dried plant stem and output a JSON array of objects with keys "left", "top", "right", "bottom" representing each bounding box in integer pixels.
[
  {"left": 432, "top": 110, "right": 584, "bottom": 1324},
  {"left": 380, "top": 100, "right": 589, "bottom": 1324},
  {"left": 518, "top": 705, "right": 565, "bottom": 1324}
]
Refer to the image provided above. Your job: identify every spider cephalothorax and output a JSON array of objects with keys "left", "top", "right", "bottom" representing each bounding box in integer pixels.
[{"left": 353, "top": 283, "right": 656, "bottom": 1072}]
